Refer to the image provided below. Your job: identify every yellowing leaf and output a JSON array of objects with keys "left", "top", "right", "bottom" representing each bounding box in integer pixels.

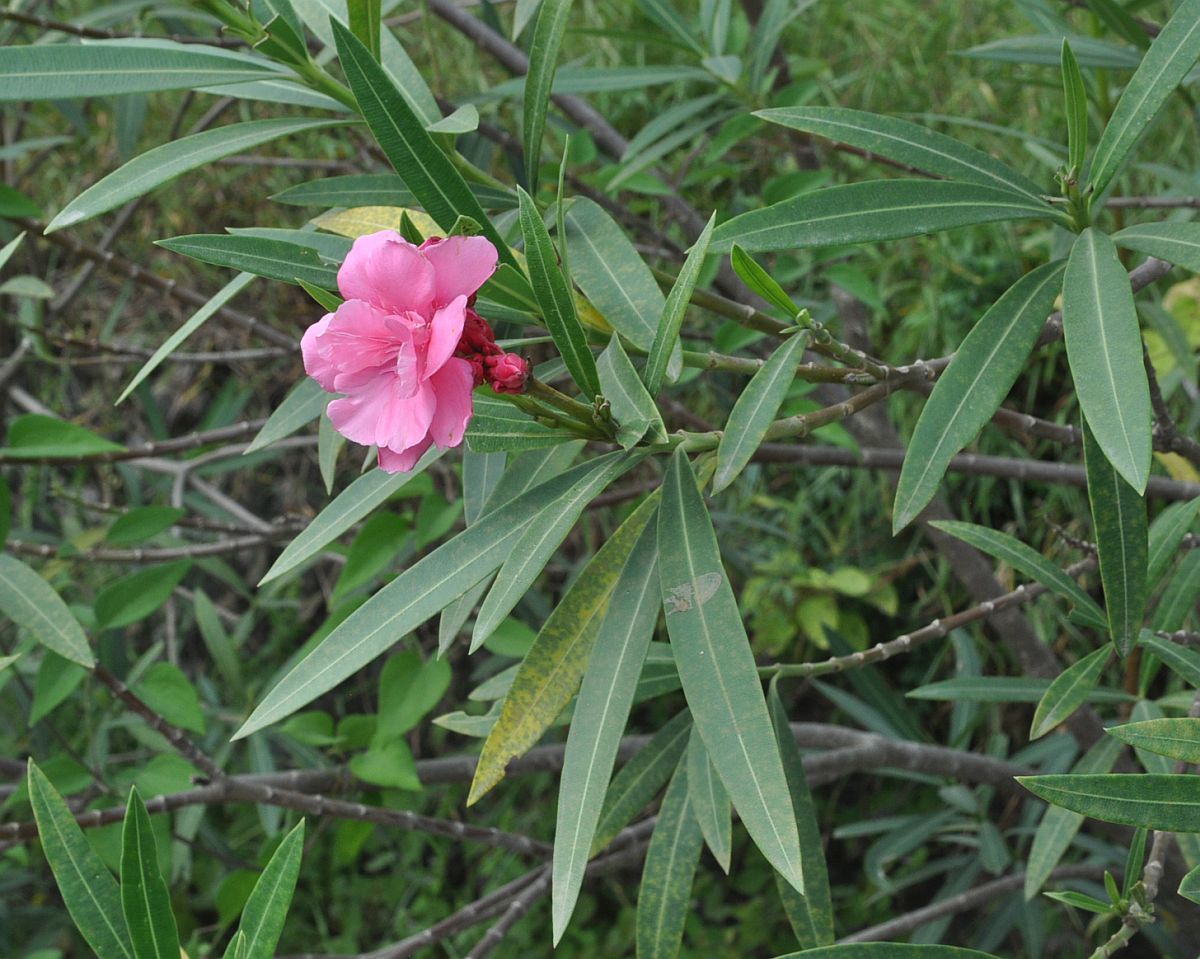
[{"left": 312, "top": 205, "right": 440, "bottom": 239}]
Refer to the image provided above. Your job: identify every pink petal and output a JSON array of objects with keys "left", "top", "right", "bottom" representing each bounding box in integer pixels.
[
  {"left": 424, "top": 295, "right": 468, "bottom": 378},
  {"left": 420, "top": 236, "right": 498, "bottom": 307},
  {"left": 427, "top": 358, "right": 475, "bottom": 448},
  {"left": 301, "top": 313, "right": 337, "bottom": 391},
  {"left": 378, "top": 436, "right": 433, "bottom": 473},
  {"left": 326, "top": 373, "right": 432, "bottom": 450},
  {"left": 338, "top": 230, "right": 436, "bottom": 316}
]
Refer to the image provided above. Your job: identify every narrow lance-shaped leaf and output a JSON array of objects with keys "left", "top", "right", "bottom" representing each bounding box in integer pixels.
[
  {"left": 922, "top": 374, "right": 1035, "bottom": 499},
  {"left": 347, "top": 0, "right": 381, "bottom": 60},
  {"left": 236, "top": 454, "right": 630, "bottom": 737},
  {"left": 592, "top": 711, "right": 692, "bottom": 854},
  {"left": 524, "top": 0, "right": 574, "bottom": 192},
  {"left": 246, "top": 378, "right": 330, "bottom": 454},
  {"left": 636, "top": 758, "right": 704, "bottom": 959},
  {"left": 469, "top": 491, "right": 659, "bottom": 803},
  {"left": 121, "top": 788, "right": 180, "bottom": 959},
  {"left": 1083, "top": 418, "right": 1148, "bottom": 656},
  {"left": 27, "top": 761, "right": 133, "bottom": 959},
  {"left": 730, "top": 244, "right": 801, "bottom": 317},
  {"left": 222, "top": 820, "right": 306, "bottom": 959},
  {"left": 552, "top": 520, "right": 661, "bottom": 944},
  {"left": 518, "top": 187, "right": 601, "bottom": 397},
  {"left": 658, "top": 447, "right": 805, "bottom": 892},
  {"left": 1147, "top": 496, "right": 1200, "bottom": 586},
  {"left": 685, "top": 729, "right": 732, "bottom": 872},
  {"left": 1024, "top": 735, "right": 1123, "bottom": 899},
  {"left": 1064, "top": 229, "right": 1151, "bottom": 491},
  {"left": 1108, "top": 718, "right": 1200, "bottom": 763},
  {"left": 157, "top": 234, "right": 339, "bottom": 290},
  {"left": 1061, "top": 40, "right": 1088, "bottom": 174},
  {"left": 1138, "top": 631, "right": 1200, "bottom": 688},
  {"left": 645, "top": 213, "right": 715, "bottom": 395},
  {"left": 771, "top": 946, "right": 1001, "bottom": 959},
  {"left": 597, "top": 335, "right": 667, "bottom": 448},
  {"left": 929, "top": 520, "right": 1106, "bottom": 628},
  {"left": 1019, "top": 774, "right": 1200, "bottom": 832},
  {"left": 330, "top": 19, "right": 513, "bottom": 262},
  {"left": 1152, "top": 550, "right": 1200, "bottom": 632},
  {"left": 0, "top": 555, "right": 93, "bottom": 667},
  {"left": 48, "top": 118, "right": 341, "bottom": 232},
  {"left": 0, "top": 41, "right": 281, "bottom": 101},
  {"left": 710, "top": 179, "right": 1057, "bottom": 255},
  {"left": 755, "top": 106, "right": 1046, "bottom": 201},
  {"left": 1030, "top": 646, "right": 1111, "bottom": 739},
  {"left": 1088, "top": 0, "right": 1200, "bottom": 197},
  {"left": 470, "top": 452, "right": 639, "bottom": 650},
  {"left": 768, "top": 685, "right": 835, "bottom": 948},
  {"left": 713, "top": 332, "right": 808, "bottom": 493},
  {"left": 1113, "top": 221, "right": 1200, "bottom": 273}
]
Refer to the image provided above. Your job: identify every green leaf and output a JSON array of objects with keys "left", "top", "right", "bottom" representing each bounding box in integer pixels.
[
  {"left": 658, "top": 448, "right": 804, "bottom": 892},
  {"left": 374, "top": 651, "right": 451, "bottom": 742},
  {"left": 768, "top": 685, "right": 834, "bottom": 948},
  {"left": 592, "top": 710, "right": 692, "bottom": 853},
  {"left": 729, "top": 245, "right": 801, "bottom": 318},
  {"left": 0, "top": 185, "right": 41, "bottom": 218},
  {"left": 894, "top": 262, "right": 1067, "bottom": 529},
  {"left": 465, "top": 393, "right": 580, "bottom": 452},
  {"left": 0, "top": 555, "right": 93, "bottom": 667},
  {"left": 710, "top": 180, "right": 1055, "bottom": 254},
  {"left": 597, "top": 336, "right": 667, "bottom": 448},
  {"left": 31, "top": 652, "right": 87, "bottom": 725},
  {"left": 331, "top": 19, "right": 512, "bottom": 262},
  {"left": 135, "top": 662, "right": 206, "bottom": 733},
  {"left": 246, "top": 378, "right": 329, "bottom": 454},
  {"left": 686, "top": 728, "right": 732, "bottom": 872},
  {"left": 1083, "top": 418, "right": 1148, "bottom": 655},
  {"left": 347, "top": 0, "right": 381, "bottom": 60},
  {"left": 469, "top": 491, "right": 659, "bottom": 803},
  {"left": 712, "top": 332, "right": 808, "bottom": 492},
  {"left": 237, "top": 454, "right": 629, "bottom": 738},
  {"left": 928, "top": 520, "right": 1106, "bottom": 628},
  {"left": 272, "top": 173, "right": 515, "bottom": 209},
  {"left": 1113, "top": 221, "right": 1200, "bottom": 273},
  {"left": 962, "top": 35, "right": 1140, "bottom": 70},
  {"left": 562, "top": 199, "right": 676, "bottom": 367},
  {"left": 756, "top": 106, "right": 1045, "bottom": 201},
  {"left": 1108, "top": 718, "right": 1200, "bottom": 763},
  {"left": 1025, "top": 735, "right": 1123, "bottom": 899},
  {"left": 2, "top": 413, "right": 124, "bottom": 460},
  {"left": 222, "top": 820, "right": 305, "bottom": 959},
  {"left": 1061, "top": 40, "right": 1089, "bottom": 173},
  {"left": 121, "top": 788, "right": 180, "bottom": 959},
  {"left": 552, "top": 520, "right": 660, "bottom": 943},
  {"left": 1085, "top": 0, "right": 1151, "bottom": 49},
  {"left": 48, "top": 118, "right": 339, "bottom": 232},
  {"left": 908, "top": 676, "right": 1129, "bottom": 704},
  {"left": 260, "top": 451, "right": 441, "bottom": 584},
  {"left": 645, "top": 213, "right": 715, "bottom": 396},
  {"left": 107, "top": 507, "right": 185, "bottom": 546},
  {"left": 770, "top": 945, "right": 1000, "bottom": 959},
  {"left": 1087, "top": 0, "right": 1200, "bottom": 197},
  {"left": 1030, "top": 646, "right": 1111, "bottom": 739},
  {"left": 1138, "top": 631, "right": 1200, "bottom": 687},
  {"left": 94, "top": 560, "right": 192, "bottom": 631},
  {"left": 1147, "top": 497, "right": 1200, "bottom": 586},
  {"left": 1152, "top": 550, "right": 1200, "bottom": 632},
  {"left": 1065, "top": 229, "right": 1151, "bottom": 491},
  {"left": 518, "top": 188, "right": 601, "bottom": 397},
  {"left": 28, "top": 761, "right": 133, "bottom": 959},
  {"left": 118, "top": 273, "right": 255, "bottom": 404},
  {"left": 470, "top": 452, "right": 636, "bottom": 650},
  {"left": 1019, "top": 773, "right": 1200, "bottom": 831},
  {"left": 524, "top": 0, "right": 573, "bottom": 192},
  {"left": 157, "top": 234, "right": 338, "bottom": 289},
  {"left": 636, "top": 759, "right": 704, "bottom": 959},
  {"left": 1180, "top": 863, "right": 1200, "bottom": 905},
  {"left": 349, "top": 739, "right": 421, "bottom": 788},
  {"left": 0, "top": 41, "right": 280, "bottom": 101},
  {"left": 317, "top": 413, "right": 343, "bottom": 493}
]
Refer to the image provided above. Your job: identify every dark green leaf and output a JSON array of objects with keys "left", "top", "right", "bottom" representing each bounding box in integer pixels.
[
  {"left": 157, "top": 234, "right": 338, "bottom": 289},
  {"left": 597, "top": 336, "right": 667, "bottom": 448},
  {"left": 523, "top": 0, "right": 573, "bottom": 192},
  {"left": 121, "top": 788, "right": 180, "bottom": 959},
  {"left": 729, "top": 245, "right": 801, "bottom": 318},
  {"left": 0, "top": 555, "right": 93, "bottom": 666},
  {"left": 94, "top": 561, "right": 192, "bottom": 631},
  {"left": 710, "top": 180, "right": 1055, "bottom": 254},
  {"left": 347, "top": 0, "right": 381, "bottom": 60},
  {"left": 1114, "top": 221, "right": 1200, "bottom": 273},
  {"left": 1061, "top": 41, "right": 1089, "bottom": 173},
  {"left": 645, "top": 214, "right": 715, "bottom": 395},
  {"left": 1083, "top": 418, "right": 1148, "bottom": 655},
  {"left": 1019, "top": 773, "right": 1200, "bottom": 831},
  {"left": 222, "top": 821, "right": 305, "bottom": 959},
  {"left": 1030, "top": 646, "right": 1111, "bottom": 739},
  {"left": 1108, "top": 718, "right": 1200, "bottom": 763}
]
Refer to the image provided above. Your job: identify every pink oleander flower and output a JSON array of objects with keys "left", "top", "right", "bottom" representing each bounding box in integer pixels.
[{"left": 302, "top": 231, "right": 499, "bottom": 472}]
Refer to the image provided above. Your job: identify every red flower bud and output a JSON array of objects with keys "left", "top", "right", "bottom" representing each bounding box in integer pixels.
[{"left": 486, "top": 353, "right": 530, "bottom": 394}]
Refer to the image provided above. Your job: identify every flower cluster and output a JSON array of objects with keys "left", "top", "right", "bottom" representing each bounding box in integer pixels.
[{"left": 301, "top": 231, "right": 529, "bottom": 472}]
